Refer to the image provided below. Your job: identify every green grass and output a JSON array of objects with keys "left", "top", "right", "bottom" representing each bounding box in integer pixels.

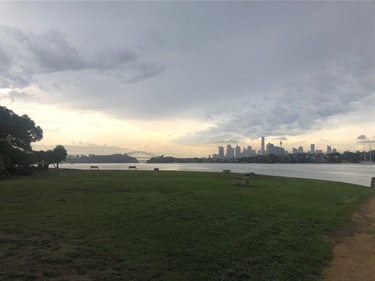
[{"left": 0, "top": 169, "right": 373, "bottom": 281}]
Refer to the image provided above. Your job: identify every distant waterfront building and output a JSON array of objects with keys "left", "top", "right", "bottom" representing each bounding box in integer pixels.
[
  {"left": 235, "top": 145, "right": 242, "bottom": 158},
  {"left": 327, "top": 145, "right": 332, "bottom": 154},
  {"left": 266, "top": 143, "right": 286, "bottom": 156},
  {"left": 226, "top": 144, "right": 234, "bottom": 159},
  {"left": 261, "top": 136, "right": 265, "bottom": 156},
  {"left": 243, "top": 147, "right": 249, "bottom": 157},
  {"left": 332, "top": 148, "right": 337, "bottom": 153},
  {"left": 292, "top": 146, "right": 304, "bottom": 154},
  {"left": 267, "top": 143, "right": 286, "bottom": 155},
  {"left": 266, "top": 143, "right": 274, "bottom": 155},
  {"left": 310, "top": 144, "right": 315, "bottom": 154},
  {"left": 243, "top": 146, "right": 256, "bottom": 157},
  {"left": 218, "top": 146, "right": 224, "bottom": 159}
]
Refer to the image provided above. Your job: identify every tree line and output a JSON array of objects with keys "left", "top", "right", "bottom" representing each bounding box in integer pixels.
[
  {"left": 66, "top": 154, "right": 138, "bottom": 163},
  {"left": 0, "top": 106, "right": 67, "bottom": 179}
]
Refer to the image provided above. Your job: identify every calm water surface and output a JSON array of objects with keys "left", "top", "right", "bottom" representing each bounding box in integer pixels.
[{"left": 60, "top": 163, "right": 375, "bottom": 187}]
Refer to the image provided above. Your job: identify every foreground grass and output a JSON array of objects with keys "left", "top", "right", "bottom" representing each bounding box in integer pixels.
[{"left": 0, "top": 169, "right": 373, "bottom": 281}]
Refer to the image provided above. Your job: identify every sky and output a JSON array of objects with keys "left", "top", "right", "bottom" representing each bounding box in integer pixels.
[{"left": 0, "top": 0, "right": 374, "bottom": 157}]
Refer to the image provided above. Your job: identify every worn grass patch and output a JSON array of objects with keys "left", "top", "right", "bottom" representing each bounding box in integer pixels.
[{"left": 0, "top": 169, "right": 373, "bottom": 281}]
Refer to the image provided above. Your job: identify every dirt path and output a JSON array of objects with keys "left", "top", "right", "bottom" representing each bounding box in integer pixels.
[{"left": 320, "top": 194, "right": 375, "bottom": 281}]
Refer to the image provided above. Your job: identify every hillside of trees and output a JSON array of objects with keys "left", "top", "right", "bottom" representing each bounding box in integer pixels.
[{"left": 66, "top": 154, "right": 138, "bottom": 163}]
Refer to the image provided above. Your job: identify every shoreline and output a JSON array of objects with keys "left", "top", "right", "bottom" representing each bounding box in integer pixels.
[{"left": 59, "top": 162, "right": 375, "bottom": 187}]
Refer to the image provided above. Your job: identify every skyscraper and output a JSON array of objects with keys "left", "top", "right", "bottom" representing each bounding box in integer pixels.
[
  {"left": 235, "top": 145, "right": 242, "bottom": 158},
  {"left": 310, "top": 144, "right": 315, "bottom": 154},
  {"left": 261, "top": 136, "right": 265, "bottom": 156},
  {"left": 327, "top": 145, "right": 332, "bottom": 154},
  {"left": 226, "top": 144, "right": 234, "bottom": 159},
  {"left": 218, "top": 146, "right": 224, "bottom": 159}
]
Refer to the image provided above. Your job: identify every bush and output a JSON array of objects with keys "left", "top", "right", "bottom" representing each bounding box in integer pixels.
[{"left": 7, "top": 165, "right": 34, "bottom": 176}]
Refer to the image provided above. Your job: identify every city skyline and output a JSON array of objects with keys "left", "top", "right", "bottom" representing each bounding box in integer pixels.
[
  {"left": 213, "top": 137, "right": 340, "bottom": 159},
  {"left": 1, "top": 1, "right": 374, "bottom": 157}
]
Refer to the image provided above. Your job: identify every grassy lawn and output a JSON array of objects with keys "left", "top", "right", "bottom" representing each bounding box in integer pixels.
[{"left": 0, "top": 169, "right": 373, "bottom": 281}]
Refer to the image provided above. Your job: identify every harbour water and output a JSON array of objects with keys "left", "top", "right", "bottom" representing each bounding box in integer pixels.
[{"left": 60, "top": 163, "right": 375, "bottom": 187}]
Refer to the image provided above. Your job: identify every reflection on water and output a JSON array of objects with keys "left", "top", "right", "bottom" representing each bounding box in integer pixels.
[{"left": 60, "top": 163, "right": 375, "bottom": 187}]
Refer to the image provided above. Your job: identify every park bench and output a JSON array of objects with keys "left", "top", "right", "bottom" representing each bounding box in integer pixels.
[
  {"left": 90, "top": 166, "right": 99, "bottom": 170},
  {"left": 223, "top": 169, "right": 231, "bottom": 173},
  {"left": 129, "top": 166, "right": 137, "bottom": 170}
]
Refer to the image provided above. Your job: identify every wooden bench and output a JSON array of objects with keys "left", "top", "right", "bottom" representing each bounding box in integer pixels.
[
  {"left": 235, "top": 177, "right": 249, "bottom": 186},
  {"left": 245, "top": 172, "right": 255, "bottom": 176},
  {"left": 90, "top": 166, "right": 99, "bottom": 170},
  {"left": 154, "top": 168, "right": 159, "bottom": 171},
  {"left": 129, "top": 166, "right": 137, "bottom": 170},
  {"left": 223, "top": 169, "right": 231, "bottom": 173}
]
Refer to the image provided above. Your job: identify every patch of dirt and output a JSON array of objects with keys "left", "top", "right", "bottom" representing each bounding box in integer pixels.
[
  {"left": 0, "top": 230, "right": 93, "bottom": 281},
  {"left": 320, "top": 194, "right": 375, "bottom": 281}
]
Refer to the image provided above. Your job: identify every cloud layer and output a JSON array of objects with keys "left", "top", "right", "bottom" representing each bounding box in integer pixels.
[
  {"left": 1, "top": 25, "right": 164, "bottom": 89},
  {"left": 1, "top": 1, "right": 373, "bottom": 150}
]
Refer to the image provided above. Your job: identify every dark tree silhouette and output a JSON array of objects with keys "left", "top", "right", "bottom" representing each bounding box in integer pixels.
[
  {"left": 50, "top": 145, "right": 68, "bottom": 168},
  {"left": 0, "top": 106, "right": 43, "bottom": 171},
  {"left": 0, "top": 106, "right": 43, "bottom": 152}
]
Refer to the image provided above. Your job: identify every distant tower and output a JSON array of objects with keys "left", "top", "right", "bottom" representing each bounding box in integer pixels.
[
  {"left": 326, "top": 145, "right": 332, "bottom": 154},
  {"left": 261, "top": 136, "right": 265, "bottom": 156},
  {"left": 218, "top": 146, "right": 224, "bottom": 159},
  {"left": 310, "top": 144, "right": 315, "bottom": 154},
  {"left": 280, "top": 141, "right": 282, "bottom": 148},
  {"left": 226, "top": 144, "right": 234, "bottom": 159},
  {"left": 235, "top": 145, "right": 242, "bottom": 158}
]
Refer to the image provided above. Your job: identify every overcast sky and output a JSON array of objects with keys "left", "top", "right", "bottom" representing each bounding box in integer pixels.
[{"left": 0, "top": 1, "right": 374, "bottom": 157}]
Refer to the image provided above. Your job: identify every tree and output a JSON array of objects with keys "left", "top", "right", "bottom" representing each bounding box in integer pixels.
[
  {"left": 49, "top": 145, "right": 67, "bottom": 168},
  {"left": 0, "top": 106, "right": 43, "bottom": 169},
  {"left": 0, "top": 106, "right": 43, "bottom": 152}
]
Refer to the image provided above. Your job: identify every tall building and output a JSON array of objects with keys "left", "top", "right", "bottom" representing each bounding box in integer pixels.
[
  {"left": 243, "top": 146, "right": 256, "bottom": 157},
  {"left": 310, "top": 144, "right": 315, "bottom": 154},
  {"left": 226, "top": 144, "right": 234, "bottom": 159},
  {"left": 266, "top": 143, "right": 274, "bottom": 155},
  {"left": 261, "top": 136, "right": 265, "bottom": 156},
  {"left": 235, "top": 145, "right": 242, "bottom": 158},
  {"left": 218, "top": 146, "right": 224, "bottom": 159},
  {"left": 293, "top": 146, "right": 304, "bottom": 154},
  {"left": 267, "top": 143, "right": 286, "bottom": 156},
  {"left": 326, "top": 145, "right": 332, "bottom": 154}
]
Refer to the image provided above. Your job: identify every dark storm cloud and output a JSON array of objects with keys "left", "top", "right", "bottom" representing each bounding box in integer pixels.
[
  {"left": 0, "top": 25, "right": 164, "bottom": 88},
  {"left": 356, "top": 135, "right": 375, "bottom": 144},
  {"left": 29, "top": 29, "right": 87, "bottom": 72}
]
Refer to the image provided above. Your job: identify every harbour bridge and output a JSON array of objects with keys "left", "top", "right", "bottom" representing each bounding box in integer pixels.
[{"left": 126, "top": 151, "right": 159, "bottom": 162}]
